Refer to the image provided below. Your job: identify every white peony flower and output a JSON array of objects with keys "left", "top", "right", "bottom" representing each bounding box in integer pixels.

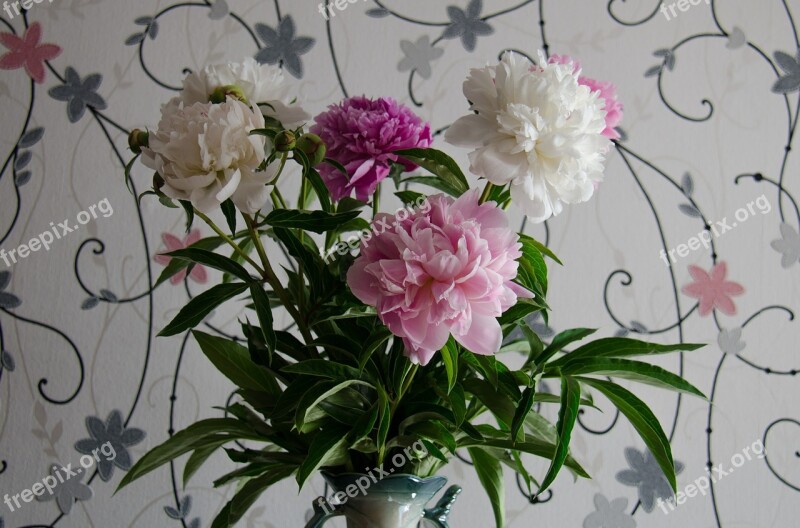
[
  {"left": 141, "top": 97, "right": 279, "bottom": 214},
  {"left": 181, "top": 57, "right": 310, "bottom": 128},
  {"left": 445, "top": 51, "right": 611, "bottom": 223}
]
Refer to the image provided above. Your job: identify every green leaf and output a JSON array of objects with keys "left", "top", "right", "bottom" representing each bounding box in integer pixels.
[
  {"left": 358, "top": 327, "right": 393, "bottom": 373},
  {"left": 396, "top": 148, "right": 470, "bottom": 196},
  {"left": 306, "top": 167, "right": 332, "bottom": 213},
  {"left": 296, "top": 380, "right": 374, "bottom": 432},
  {"left": 578, "top": 377, "right": 677, "bottom": 492},
  {"left": 440, "top": 338, "right": 459, "bottom": 394},
  {"left": 221, "top": 466, "right": 295, "bottom": 525},
  {"left": 394, "top": 190, "right": 425, "bottom": 205},
  {"left": 533, "top": 328, "right": 597, "bottom": 367},
  {"left": 519, "top": 234, "right": 562, "bottom": 265},
  {"left": 250, "top": 284, "right": 277, "bottom": 358},
  {"left": 159, "top": 283, "right": 248, "bottom": 336},
  {"left": 221, "top": 199, "right": 237, "bottom": 235},
  {"left": 296, "top": 427, "right": 350, "bottom": 489},
  {"left": 467, "top": 447, "right": 505, "bottom": 528},
  {"left": 165, "top": 248, "right": 252, "bottom": 282},
  {"left": 117, "top": 418, "right": 260, "bottom": 491},
  {"left": 183, "top": 439, "right": 229, "bottom": 487},
  {"left": 263, "top": 209, "right": 361, "bottom": 234},
  {"left": 155, "top": 236, "right": 226, "bottom": 287},
  {"left": 459, "top": 436, "right": 588, "bottom": 478},
  {"left": 282, "top": 360, "right": 363, "bottom": 381},
  {"left": 400, "top": 175, "right": 463, "bottom": 197},
  {"left": 178, "top": 200, "right": 195, "bottom": 232},
  {"left": 550, "top": 338, "right": 705, "bottom": 369},
  {"left": 498, "top": 298, "right": 544, "bottom": 326},
  {"left": 376, "top": 386, "right": 391, "bottom": 463},
  {"left": 511, "top": 387, "right": 536, "bottom": 443},
  {"left": 557, "top": 358, "right": 706, "bottom": 398},
  {"left": 193, "top": 331, "right": 280, "bottom": 393},
  {"left": 537, "top": 377, "right": 581, "bottom": 494}
]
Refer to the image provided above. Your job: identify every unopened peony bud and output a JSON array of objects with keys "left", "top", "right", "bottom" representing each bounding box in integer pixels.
[
  {"left": 297, "top": 133, "right": 327, "bottom": 167},
  {"left": 275, "top": 130, "right": 296, "bottom": 152},
  {"left": 209, "top": 85, "right": 248, "bottom": 105},
  {"left": 128, "top": 129, "right": 149, "bottom": 154}
]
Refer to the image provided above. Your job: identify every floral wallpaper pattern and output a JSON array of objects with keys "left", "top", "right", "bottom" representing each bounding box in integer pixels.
[{"left": 0, "top": 1, "right": 798, "bottom": 527}]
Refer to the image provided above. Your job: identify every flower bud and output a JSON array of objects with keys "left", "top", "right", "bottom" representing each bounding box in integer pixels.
[
  {"left": 209, "top": 84, "right": 248, "bottom": 105},
  {"left": 296, "top": 133, "right": 327, "bottom": 167},
  {"left": 128, "top": 129, "right": 149, "bottom": 154},
  {"left": 275, "top": 130, "right": 296, "bottom": 152}
]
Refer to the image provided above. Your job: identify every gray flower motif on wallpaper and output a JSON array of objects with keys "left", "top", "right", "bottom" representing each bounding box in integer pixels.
[
  {"left": 442, "top": 0, "right": 493, "bottom": 52},
  {"left": 771, "top": 223, "right": 800, "bottom": 268},
  {"left": 398, "top": 36, "right": 444, "bottom": 79},
  {"left": 772, "top": 49, "right": 800, "bottom": 94},
  {"left": 74, "top": 410, "right": 145, "bottom": 481},
  {"left": 584, "top": 494, "right": 636, "bottom": 528},
  {"left": 616, "top": 447, "right": 684, "bottom": 513},
  {"left": 35, "top": 464, "right": 93, "bottom": 515},
  {"left": 164, "top": 495, "right": 201, "bottom": 528},
  {"left": 255, "top": 16, "right": 315, "bottom": 79},
  {"left": 0, "top": 271, "right": 21, "bottom": 309},
  {"left": 48, "top": 67, "right": 107, "bottom": 123},
  {"left": 718, "top": 327, "right": 746, "bottom": 355}
]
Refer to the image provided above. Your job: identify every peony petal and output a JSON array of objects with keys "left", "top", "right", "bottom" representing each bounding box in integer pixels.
[
  {"left": 444, "top": 114, "right": 496, "bottom": 148},
  {"left": 455, "top": 313, "right": 502, "bottom": 355}
]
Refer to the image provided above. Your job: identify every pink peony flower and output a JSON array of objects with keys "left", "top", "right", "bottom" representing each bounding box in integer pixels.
[
  {"left": 311, "top": 96, "right": 432, "bottom": 202},
  {"left": 347, "top": 190, "right": 531, "bottom": 365},
  {"left": 549, "top": 55, "right": 623, "bottom": 140},
  {"left": 681, "top": 261, "right": 744, "bottom": 316}
]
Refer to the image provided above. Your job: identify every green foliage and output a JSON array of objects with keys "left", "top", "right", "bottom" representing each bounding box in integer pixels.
[{"left": 122, "top": 143, "right": 706, "bottom": 528}]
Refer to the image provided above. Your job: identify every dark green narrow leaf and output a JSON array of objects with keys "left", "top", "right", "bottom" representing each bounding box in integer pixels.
[
  {"left": 166, "top": 248, "right": 252, "bottom": 282},
  {"left": 159, "top": 283, "right": 248, "bottom": 336},
  {"left": 358, "top": 327, "right": 393, "bottom": 373},
  {"left": 467, "top": 447, "right": 505, "bottom": 528},
  {"left": 250, "top": 284, "right": 277, "bottom": 357},
  {"left": 511, "top": 387, "right": 536, "bottom": 443},
  {"left": 395, "top": 147, "right": 470, "bottom": 196},
  {"left": 556, "top": 358, "right": 706, "bottom": 398},
  {"left": 537, "top": 377, "right": 581, "bottom": 494},
  {"left": 155, "top": 236, "right": 225, "bottom": 287},
  {"left": 296, "top": 427, "right": 349, "bottom": 489},
  {"left": 263, "top": 209, "right": 361, "bottom": 233},
  {"left": 578, "top": 377, "right": 677, "bottom": 492},
  {"left": 534, "top": 328, "right": 597, "bottom": 367},
  {"left": 179, "top": 200, "right": 195, "bottom": 233},
  {"left": 183, "top": 439, "right": 228, "bottom": 487},
  {"left": 440, "top": 339, "right": 459, "bottom": 393},
  {"left": 221, "top": 199, "right": 237, "bottom": 235},
  {"left": 193, "top": 331, "right": 280, "bottom": 393},
  {"left": 550, "top": 338, "right": 705, "bottom": 368}
]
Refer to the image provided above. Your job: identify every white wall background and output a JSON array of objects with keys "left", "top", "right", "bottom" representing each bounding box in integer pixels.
[{"left": 0, "top": 0, "right": 798, "bottom": 526}]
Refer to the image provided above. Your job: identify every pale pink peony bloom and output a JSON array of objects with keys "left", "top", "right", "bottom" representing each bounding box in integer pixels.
[
  {"left": 347, "top": 190, "right": 531, "bottom": 365},
  {"left": 549, "top": 54, "right": 623, "bottom": 140},
  {"left": 311, "top": 96, "right": 432, "bottom": 202}
]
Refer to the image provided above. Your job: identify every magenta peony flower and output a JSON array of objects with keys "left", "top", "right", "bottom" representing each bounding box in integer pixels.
[
  {"left": 311, "top": 96, "right": 432, "bottom": 202},
  {"left": 347, "top": 190, "right": 531, "bottom": 365},
  {"left": 549, "top": 55, "right": 623, "bottom": 140}
]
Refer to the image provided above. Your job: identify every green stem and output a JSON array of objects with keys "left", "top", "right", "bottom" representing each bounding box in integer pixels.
[
  {"left": 373, "top": 183, "right": 381, "bottom": 216},
  {"left": 479, "top": 181, "right": 495, "bottom": 204},
  {"left": 194, "top": 209, "right": 265, "bottom": 276},
  {"left": 243, "top": 214, "right": 314, "bottom": 344}
]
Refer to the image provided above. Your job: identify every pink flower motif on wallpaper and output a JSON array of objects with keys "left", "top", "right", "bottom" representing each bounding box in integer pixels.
[
  {"left": 0, "top": 23, "right": 62, "bottom": 84},
  {"left": 154, "top": 230, "right": 208, "bottom": 285},
  {"left": 681, "top": 261, "right": 744, "bottom": 316}
]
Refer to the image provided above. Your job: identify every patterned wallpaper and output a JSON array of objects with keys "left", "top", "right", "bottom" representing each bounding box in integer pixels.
[{"left": 0, "top": 0, "right": 798, "bottom": 527}]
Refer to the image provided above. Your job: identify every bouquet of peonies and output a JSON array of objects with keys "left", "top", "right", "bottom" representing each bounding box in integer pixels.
[{"left": 119, "top": 53, "right": 702, "bottom": 527}]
